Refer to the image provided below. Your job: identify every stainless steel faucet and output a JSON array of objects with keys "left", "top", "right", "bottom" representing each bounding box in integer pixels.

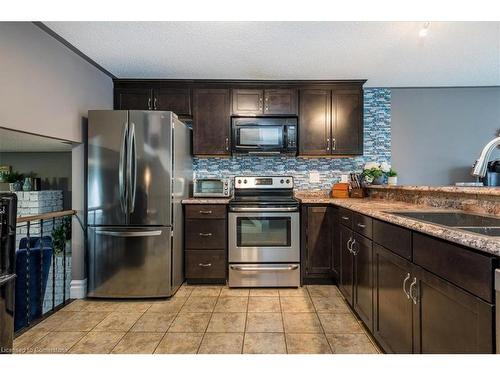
[{"left": 471, "top": 136, "right": 500, "bottom": 178}]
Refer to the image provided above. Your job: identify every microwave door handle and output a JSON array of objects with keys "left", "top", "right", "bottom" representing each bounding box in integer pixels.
[{"left": 236, "top": 145, "right": 261, "bottom": 149}]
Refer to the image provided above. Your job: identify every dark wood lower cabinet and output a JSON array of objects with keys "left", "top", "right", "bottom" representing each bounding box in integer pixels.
[
  {"left": 331, "top": 206, "right": 341, "bottom": 280},
  {"left": 303, "top": 206, "right": 333, "bottom": 281},
  {"left": 339, "top": 225, "right": 354, "bottom": 304},
  {"left": 184, "top": 204, "right": 227, "bottom": 284},
  {"left": 373, "top": 244, "right": 413, "bottom": 354},
  {"left": 413, "top": 265, "right": 494, "bottom": 354},
  {"left": 353, "top": 233, "right": 373, "bottom": 331}
]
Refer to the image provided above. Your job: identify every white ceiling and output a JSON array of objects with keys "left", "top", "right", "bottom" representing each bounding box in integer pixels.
[
  {"left": 44, "top": 21, "right": 500, "bottom": 87},
  {"left": 0, "top": 128, "right": 73, "bottom": 152}
]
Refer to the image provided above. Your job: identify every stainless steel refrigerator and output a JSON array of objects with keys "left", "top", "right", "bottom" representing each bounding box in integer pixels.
[{"left": 87, "top": 111, "right": 192, "bottom": 298}]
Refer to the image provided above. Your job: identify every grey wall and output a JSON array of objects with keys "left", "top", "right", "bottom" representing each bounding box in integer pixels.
[
  {"left": 0, "top": 22, "right": 114, "bottom": 288},
  {"left": 0, "top": 22, "right": 113, "bottom": 142},
  {"left": 391, "top": 87, "right": 500, "bottom": 185},
  {"left": 0, "top": 152, "right": 72, "bottom": 208}
]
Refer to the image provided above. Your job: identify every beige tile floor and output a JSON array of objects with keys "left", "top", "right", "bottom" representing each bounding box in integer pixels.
[{"left": 14, "top": 284, "right": 381, "bottom": 354}]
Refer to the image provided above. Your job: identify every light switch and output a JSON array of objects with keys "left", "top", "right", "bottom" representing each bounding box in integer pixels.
[{"left": 309, "top": 171, "right": 320, "bottom": 183}]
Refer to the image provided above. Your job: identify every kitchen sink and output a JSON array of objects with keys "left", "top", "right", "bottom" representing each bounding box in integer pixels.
[{"left": 386, "top": 211, "right": 500, "bottom": 237}]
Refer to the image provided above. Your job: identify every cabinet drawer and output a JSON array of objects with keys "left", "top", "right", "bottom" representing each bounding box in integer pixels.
[
  {"left": 185, "top": 219, "right": 226, "bottom": 249},
  {"left": 339, "top": 208, "right": 353, "bottom": 228},
  {"left": 353, "top": 213, "right": 373, "bottom": 238},
  {"left": 186, "top": 250, "right": 226, "bottom": 279},
  {"left": 413, "top": 233, "right": 495, "bottom": 302},
  {"left": 185, "top": 205, "right": 226, "bottom": 219},
  {"left": 373, "top": 220, "right": 411, "bottom": 260}
]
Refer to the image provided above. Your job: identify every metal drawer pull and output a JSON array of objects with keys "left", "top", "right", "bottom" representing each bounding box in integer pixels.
[
  {"left": 347, "top": 237, "right": 353, "bottom": 253},
  {"left": 357, "top": 223, "right": 366, "bottom": 229},
  {"left": 198, "top": 263, "right": 212, "bottom": 268},
  {"left": 230, "top": 265, "right": 299, "bottom": 272},
  {"left": 342, "top": 216, "right": 350, "bottom": 221},
  {"left": 402, "top": 273, "right": 411, "bottom": 299},
  {"left": 199, "top": 210, "right": 213, "bottom": 214},
  {"left": 199, "top": 232, "right": 213, "bottom": 237},
  {"left": 409, "top": 277, "right": 418, "bottom": 304},
  {"left": 351, "top": 239, "right": 358, "bottom": 255}
]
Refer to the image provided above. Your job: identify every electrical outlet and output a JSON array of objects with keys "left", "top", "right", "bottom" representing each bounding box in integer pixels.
[{"left": 309, "top": 171, "right": 320, "bottom": 183}]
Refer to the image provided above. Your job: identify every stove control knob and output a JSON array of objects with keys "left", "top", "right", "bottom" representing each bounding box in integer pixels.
[
  {"left": 243, "top": 179, "right": 247, "bottom": 184},
  {"left": 280, "top": 179, "right": 284, "bottom": 184},
  {"left": 286, "top": 179, "right": 290, "bottom": 184},
  {"left": 237, "top": 179, "right": 242, "bottom": 184}
]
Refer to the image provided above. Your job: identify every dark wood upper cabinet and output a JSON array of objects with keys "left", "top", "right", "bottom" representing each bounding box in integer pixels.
[
  {"left": 412, "top": 265, "right": 494, "bottom": 354},
  {"left": 332, "top": 89, "right": 363, "bottom": 155},
  {"left": 153, "top": 88, "right": 191, "bottom": 116},
  {"left": 373, "top": 244, "right": 413, "bottom": 354},
  {"left": 264, "top": 89, "right": 298, "bottom": 115},
  {"left": 299, "top": 88, "right": 363, "bottom": 156},
  {"left": 232, "top": 89, "right": 263, "bottom": 115},
  {"left": 303, "top": 206, "right": 333, "bottom": 278},
  {"left": 115, "top": 88, "right": 153, "bottom": 110},
  {"left": 193, "top": 88, "right": 231, "bottom": 156},
  {"left": 299, "top": 89, "right": 331, "bottom": 156}
]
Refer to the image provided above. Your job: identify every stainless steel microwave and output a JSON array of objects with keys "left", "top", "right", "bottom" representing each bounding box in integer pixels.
[
  {"left": 193, "top": 178, "right": 232, "bottom": 197},
  {"left": 231, "top": 117, "right": 297, "bottom": 156}
]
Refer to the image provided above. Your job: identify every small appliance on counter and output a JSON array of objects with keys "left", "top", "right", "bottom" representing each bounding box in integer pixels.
[
  {"left": 482, "top": 160, "right": 500, "bottom": 186},
  {"left": 0, "top": 193, "right": 17, "bottom": 354},
  {"left": 193, "top": 178, "right": 232, "bottom": 197},
  {"left": 228, "top": 176, "right": 300, "bottom": 287}
]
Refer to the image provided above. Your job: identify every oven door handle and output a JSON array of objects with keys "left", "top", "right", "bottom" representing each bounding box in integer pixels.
[
  {"left": 230, "top": 207, "right": 298, "bottom": 212},
  {"left": 230, "top": 265, "right": 299, "bottom": 272}
]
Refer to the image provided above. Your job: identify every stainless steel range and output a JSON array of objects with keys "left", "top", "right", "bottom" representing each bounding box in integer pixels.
[{"left": 228, "top": 176, "right": 300, "bottom": 287}]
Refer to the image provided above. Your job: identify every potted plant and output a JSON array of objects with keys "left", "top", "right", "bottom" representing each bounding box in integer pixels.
[
  {"left": 362, "top": 162, "right": 384, "bottom": 185},
  {"left": 5, "top": 171, "right": 24, "bottom": 192},
  {"left": 52, "top": 216, "right": 72, "bottom": 256},
  {"left": 387, "top": 169, "right": 398, "bottom": 186}
]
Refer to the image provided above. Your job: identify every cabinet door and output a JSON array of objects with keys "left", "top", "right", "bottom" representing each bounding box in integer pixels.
[
  {"left": 192, "top": 89, "right": 231, "bottom": 156},
  {"left": 331, "top": 89, "right": 363, "bottom": 155},
  {"left": 331, "top": 206, "right": 341, "bottom": 280},
  {"left": 154, "top": 88, "right": 191, "bottom": 115},
  {"left": 232, "top": 89, "right": 263, "bottom": 115},
  {"left": 304, "top": 206, "right": 333, "bottom": 277},
  {"left": 373, "top": 244, "right": 413, "bottom": 354},
  {"left": 114, "top": 88, "right": 152, "bottom": 110},
  {"left": 264, "top": 89, "right": 298, "bottom": 115},
  {"left": 298, "top": 89, "right": 331, "bottom": 156},
  {"left": 412, "top": 266, "right": 494, "bottom": 354},
  {"left": 353, "top": 233, "right": 373, "bottom": 331},
  {"left": 339, "top": 225, "right": 354, "bottom": 305}
]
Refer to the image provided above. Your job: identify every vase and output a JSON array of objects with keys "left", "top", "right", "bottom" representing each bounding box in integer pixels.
[
  {"left": 388, "top": 176, "right": 398, "bottom": 186},
  {"left": 372, "top": 176, "right": 385, "bottom": 185},
  {"left": 22, "top": 177, "right": 32, "bottom": 191}
]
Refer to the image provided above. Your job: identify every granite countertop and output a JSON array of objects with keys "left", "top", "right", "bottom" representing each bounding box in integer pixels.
[
  {"left": 182, "top": 198, "right": 231, "bottom": 204},
  {"left": 295, "top": 192, "right": 500, "bottom": 256},
  {"left": 367, "top": 185, "right": 500, "bottom": 197}
]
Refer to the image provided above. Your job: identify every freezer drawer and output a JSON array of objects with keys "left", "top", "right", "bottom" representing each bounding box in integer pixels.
[
  {"left": 88, "top": 226, "right": 172, "bottom": 298},
  {"left": 228, "top": 263, "right": 300, "bottom": 287},
  {"left": 0, "top": 274, "right": 15, "bottom": 354}
]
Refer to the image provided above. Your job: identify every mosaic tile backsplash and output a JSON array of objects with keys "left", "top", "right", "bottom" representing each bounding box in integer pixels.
[{"left": 193, "top": 88, "right": 391, "bottom": 191}]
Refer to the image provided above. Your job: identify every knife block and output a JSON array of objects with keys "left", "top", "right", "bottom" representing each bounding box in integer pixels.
[{"left": 349, "top": 188, "right": 366, "bottom": 198}]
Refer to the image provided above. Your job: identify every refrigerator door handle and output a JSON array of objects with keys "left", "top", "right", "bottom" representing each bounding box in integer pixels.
[
  {"left": 127, "top": 122, "right": 137, "bottom": 214},
  {"left": 119, "top": 122, "right": 129, "bottom": 214},
  {"left": 95, "top": 229, "right": 163, "bottom": 237}
]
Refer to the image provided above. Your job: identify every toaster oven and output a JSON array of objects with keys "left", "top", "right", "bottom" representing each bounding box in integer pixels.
[{"left": 193, "top": 178, "right": 232, "bottom": 197}]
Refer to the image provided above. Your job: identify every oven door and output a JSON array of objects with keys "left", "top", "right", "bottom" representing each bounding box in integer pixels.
[{"left": 228, "top": 211, "right": 300, "bottom": 263}]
